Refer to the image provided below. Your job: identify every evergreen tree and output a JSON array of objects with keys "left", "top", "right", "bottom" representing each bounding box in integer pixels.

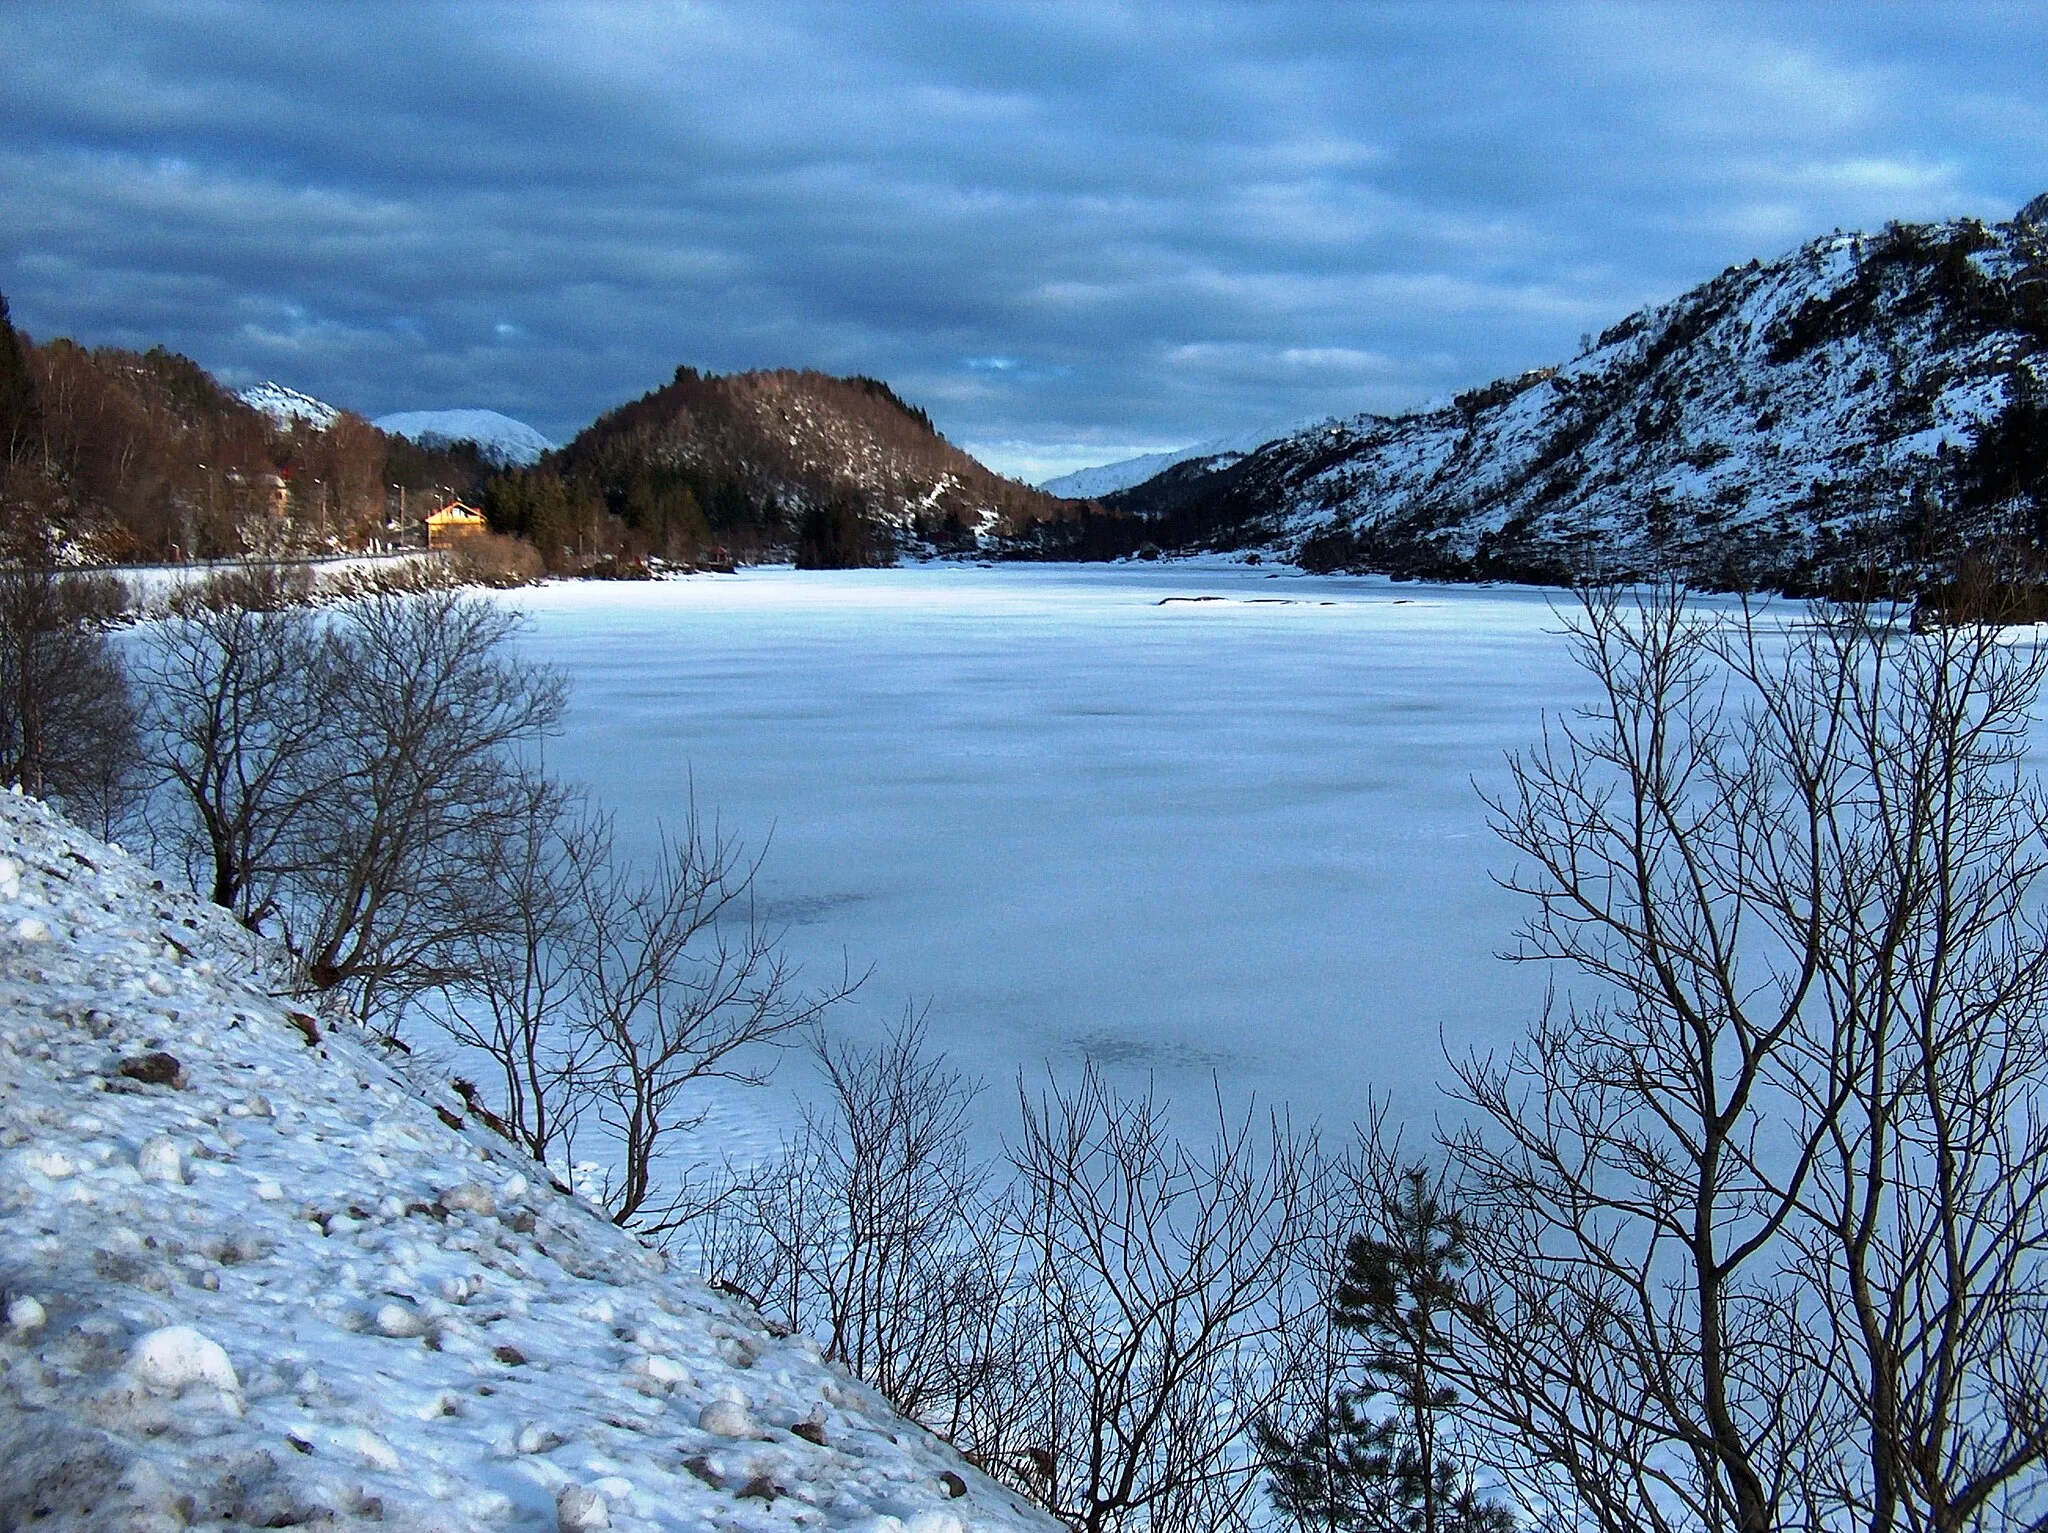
[
  {"left": 1256, "top": 1388, "right": 1405, "bottom": 1533},
  {"left": 795, "top": 496, "right": 888, "bottom": 569},
  {"left": 0, "top": 290, "right": 38, "bottom": 465},
  {"left": 483, "top": 467, "right": 599, "bottom": 567},
  {"left": 1261, "top": 1167, "right": 1512, "bottom": 1533}
]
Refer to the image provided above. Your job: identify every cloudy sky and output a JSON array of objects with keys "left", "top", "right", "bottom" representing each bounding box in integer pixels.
[{"left": 3, "top": 3, "right": 2044, "bottom": 481}]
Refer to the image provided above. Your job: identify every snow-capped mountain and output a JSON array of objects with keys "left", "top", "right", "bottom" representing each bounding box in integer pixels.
[
  {"left": 1070, "top": 195, "right": 2048, "bottom": 592},
  {"left": 375, "top": 409, "right": 555, "bottom": 467},
  {"left": 1037, "top": 418, "right": 1333, "bottom": 499},
  {"left": 237, "top": 381, "right": 341, "bottom": 432},
  {"left": 0, "top": 790, "right": 1057, "bottom": 1533}
]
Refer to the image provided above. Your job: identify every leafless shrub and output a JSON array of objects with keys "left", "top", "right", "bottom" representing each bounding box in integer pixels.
[
  {"left": 315, "top": 554, "right": 463, "bottom": 600},
  {"left": 693, "top": 1011, "right": 1020, "bottom": 1447},
  {"left": 169, "top": 562, "right": 319, "bottom": 613},
  {"left": 686, "top": 1038, "right": 1340, "bottom": 1532},
  {"left": 1445, "top": 586, "right": 2048, "bottom": 1533},
  {"left": 559, "top": 801, "right": 857, "bottom": 1231},
  {"left": 433, "top": 787, "right": 856, "bottom": 1234},
  {"left": 443, "top": 531, "right": 546, "bottom": 587},
  {"left": 1002, "top": 1067, "right": 1330, "bottom": 1533},
  {"left": 423, "top": 773, "right": 595, "bottom": 1170}
]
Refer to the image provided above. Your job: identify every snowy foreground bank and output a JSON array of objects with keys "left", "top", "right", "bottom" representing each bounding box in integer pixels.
[{"left": 0, "top": 792, "right": 1056, "bottom": 1533}]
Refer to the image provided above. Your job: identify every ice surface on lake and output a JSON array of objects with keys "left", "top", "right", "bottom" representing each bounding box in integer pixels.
[{"left": 509, "top": 565, "right": 1620, "bottom": 1150}]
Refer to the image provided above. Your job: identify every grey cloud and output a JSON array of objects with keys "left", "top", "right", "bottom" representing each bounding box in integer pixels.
[{"left": 2, "top": 1, "right": 2044, "bottom": 478}]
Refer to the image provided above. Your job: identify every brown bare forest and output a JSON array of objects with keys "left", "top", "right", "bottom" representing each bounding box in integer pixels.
[
  {"left": 0, "top": 299, "right": 494, "bottom": 562},
  {"left": 0, "top": 294, "right": 1084, "bottom": 571}
]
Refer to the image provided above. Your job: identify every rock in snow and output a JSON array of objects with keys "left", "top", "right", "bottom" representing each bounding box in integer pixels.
[
  {"left": 0, "top": 790, "right": 1057, "bottom": 1533},
  {"left": 699, "top": 1398, "right": 755, "bottom": 1438},
  {"left": 558, "top": 1482, "right": 613, "bottom": 1530},
  {"left": 135, "top": 1135, "right": 186, "bottom": 1185}
]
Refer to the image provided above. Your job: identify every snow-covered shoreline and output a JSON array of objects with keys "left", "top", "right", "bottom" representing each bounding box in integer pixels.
[
  {"left": 0, "top": 790, "right": 1053, "bottom": 1533},
  {"left": 103, "top": 552, "right": 437, "bottom": 610}
]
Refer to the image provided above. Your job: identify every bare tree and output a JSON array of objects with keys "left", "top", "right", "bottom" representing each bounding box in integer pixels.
[
  {"left": 138, "top": 577, "right": 564, "bottom": 1024},
  {"left": 1448, "top": 586, "right": 2048, "bottom": 1533},
  {"left": 1004, "top": 1067, "right": 1329, "bottom": 1533},
  {"left": 138, "top": 564, "right": 324, "bottom": 924},
  {"left": 1759, "top": 603, "right": 2048, "bottom": 1533},
  {"left": 282, "top": 587, "right": 566, "bottom": 1021},
  {"left": 423, "top": 772, "right": 597, "bottom": 1170}
]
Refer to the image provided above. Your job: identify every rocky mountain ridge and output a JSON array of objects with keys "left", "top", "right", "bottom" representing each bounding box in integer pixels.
[
  {"left": 1036, "top": 417, "right": 1330, "bottom": 500},
  {"left": 1057, "top": 195, "right": 2048, "bottom": 592}
]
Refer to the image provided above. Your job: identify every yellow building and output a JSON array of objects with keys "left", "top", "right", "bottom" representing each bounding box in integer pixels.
[{"left": 423, "top": 500, "right": 489, "bottom": 548}]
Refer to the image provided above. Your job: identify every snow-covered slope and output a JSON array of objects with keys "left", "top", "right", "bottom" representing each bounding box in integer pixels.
[
  {"left": 239, "top": 382, "right": 341, "bottom": 432},
  {"left": 1085, "top": 200, "right": 2048, "bottom": 590},
  {"left": 375, "top": 411, "right": 555, "bottom": 468},
  {"left": 1037, "top": 419, "right": 1331, "bottom": 499},
  {"left": 0, "top": 792, "right": 1056, "bottom": 1533}
]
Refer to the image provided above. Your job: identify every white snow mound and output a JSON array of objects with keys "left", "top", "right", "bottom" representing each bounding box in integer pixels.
[
  {"left": 374, "top": 410, "right": 555, "bottom": 468},
  {"left": 0, "top": 792, "right": 1057, "bottom": 1533},
  {"left": 131, "top": 1325, "right": 239, "bottom": 1395}
]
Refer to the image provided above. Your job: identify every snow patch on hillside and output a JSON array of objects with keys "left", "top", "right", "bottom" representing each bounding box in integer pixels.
[
  {"left": 0, "top": 791, "right": 1056, "bottom": 1533},
  {"left": 239, "top": 382, "right": 341, "bottom": 432},
  {"left": 375, "top": 411, "right": 555, "bottom": 468}
]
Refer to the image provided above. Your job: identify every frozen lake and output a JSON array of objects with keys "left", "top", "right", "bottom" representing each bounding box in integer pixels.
[{"left": 507, "top": 564, "right": 1611, "bottom": 1153}]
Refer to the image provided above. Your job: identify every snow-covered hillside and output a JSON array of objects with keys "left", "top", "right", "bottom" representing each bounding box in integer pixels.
[
  {"left": 239, "top": 382, "right": 341, "bottom": 432},
  {"left": 1037, "top": 418, "right": 1331, "bottom": 499},
  {"left": 375, "top": 411, "right": 555, "bottom": 468},
  {"left": 0, "top": 791, "right": 1056, "bottom": 1533},
  {"left": 1091, "top": 198, "right": 2048, "bottom": 590}
]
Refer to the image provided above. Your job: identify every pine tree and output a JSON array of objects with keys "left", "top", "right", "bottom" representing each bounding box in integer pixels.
[
  {"left": 0, "top": 290, "right": 38, "bottom": 465},
  {"left": 1256, "top": 1387, "right": 1404, "bottom": 1533},
  {"left": 1261, "top": 1167, "right": 1512, "bottom": 1533}
]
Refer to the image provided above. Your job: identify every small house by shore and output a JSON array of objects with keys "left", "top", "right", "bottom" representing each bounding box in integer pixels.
[{"left": 423, "top": 500, "right": 488, "bottom": 548}]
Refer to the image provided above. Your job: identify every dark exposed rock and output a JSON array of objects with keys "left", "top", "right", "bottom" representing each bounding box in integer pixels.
[{"left": 116, "top": 1051, "right": 186, "bottom": 1088}]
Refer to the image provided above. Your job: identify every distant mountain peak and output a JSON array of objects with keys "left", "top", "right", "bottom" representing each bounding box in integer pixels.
[
  {"left": 1039, "top": 417, "right": 1335, "bottom": 499},
  {"left": 373, "top": 409, "right": 554, "bottom": 467},
  {"left": 237, "top": 380, "right": 339, "bottom": 431}
]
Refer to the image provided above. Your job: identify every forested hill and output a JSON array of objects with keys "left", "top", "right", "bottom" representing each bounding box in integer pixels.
[
  {"left": 551, "top": 366, "right": 1082, "bottom": 565},
  {"left": 1033, "top": 194, "right": 2048, "bottom": 596}
]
